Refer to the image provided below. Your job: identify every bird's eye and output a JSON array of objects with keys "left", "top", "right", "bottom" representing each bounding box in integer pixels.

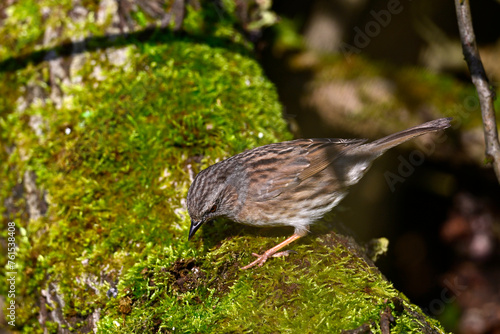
[{"left": 209, "top": 204, "right": 217, "bottom": 213}]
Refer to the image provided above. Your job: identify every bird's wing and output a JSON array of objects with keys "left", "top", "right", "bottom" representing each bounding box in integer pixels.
[{"left": 250, "top": 138, "right": 366, "bottom": 202}]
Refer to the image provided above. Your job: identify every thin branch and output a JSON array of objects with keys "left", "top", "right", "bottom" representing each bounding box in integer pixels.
[{"left": 454, "top": 0, "right": 500, "bottom": 182}]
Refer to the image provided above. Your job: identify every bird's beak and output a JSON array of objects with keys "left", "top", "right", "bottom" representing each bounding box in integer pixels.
[{"left": 188, "top": 219, "right": 203, "bottom": 240}]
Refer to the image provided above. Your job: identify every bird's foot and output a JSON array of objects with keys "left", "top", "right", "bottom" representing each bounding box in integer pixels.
[
  {"left": 240, "top": 251, "right": 272, "bottom": 270},
  {"left": 240, "top": 233, "right": 303, "bottom": 270},
  {"left": 240, "top": 249, "right": 296, "bottom": 270}
]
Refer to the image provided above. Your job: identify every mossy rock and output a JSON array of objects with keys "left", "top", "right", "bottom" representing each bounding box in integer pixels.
[{"left": 0, "top": 1, "right": 447, "bottom": 333}]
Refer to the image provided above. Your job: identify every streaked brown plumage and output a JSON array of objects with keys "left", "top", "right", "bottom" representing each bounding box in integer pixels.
[{"left": 187, "top": 118, "right": 452, "bottom": 269}]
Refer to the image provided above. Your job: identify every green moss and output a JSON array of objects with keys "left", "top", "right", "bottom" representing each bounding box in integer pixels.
[
  {"left": 0, "top": 0, "right": 43, "bottom": 56},
  {"left": 22, "top": 39, "right": 284, "bottom": 327},
  {"left": 96, "top": 233, "right": 446, "bottom": 333}
]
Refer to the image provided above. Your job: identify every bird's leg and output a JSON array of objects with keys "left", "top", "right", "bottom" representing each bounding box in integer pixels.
[{"left": 240, "top": 233, "right": 303, "bottom": 270}]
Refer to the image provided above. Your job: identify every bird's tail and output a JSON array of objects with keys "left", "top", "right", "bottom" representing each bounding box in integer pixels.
[{"left": 368, "top": 117, "right": 452, "bottom": 153}]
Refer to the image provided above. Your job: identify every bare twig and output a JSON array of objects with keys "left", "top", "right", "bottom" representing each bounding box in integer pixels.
[{"left": 454, "top": 0, "right": 500, "bottom": 182}]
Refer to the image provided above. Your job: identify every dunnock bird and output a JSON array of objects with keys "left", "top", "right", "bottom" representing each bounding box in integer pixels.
[{"left": 187, "top": 118, "right": 451, "bottom": 269}]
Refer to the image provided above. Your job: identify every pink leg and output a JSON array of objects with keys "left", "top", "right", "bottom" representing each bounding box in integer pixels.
[{"left": 240, "top": 233, "right": 303, "bottom": 270}]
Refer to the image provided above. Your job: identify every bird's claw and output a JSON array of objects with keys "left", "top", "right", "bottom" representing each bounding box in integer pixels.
[
  {"left": 240, "top": 249, "right": 296, "bottom": 270},
  {"left": 240, "top": 253, "right": 270, "bottom": 270},
  {"left": 272, "top": 250, "right": 297, "bottom": 258}
]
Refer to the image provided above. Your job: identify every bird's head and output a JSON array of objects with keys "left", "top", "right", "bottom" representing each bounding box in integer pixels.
[{"left": 186, "top": 163, "right": 239, "bottom": 240}]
